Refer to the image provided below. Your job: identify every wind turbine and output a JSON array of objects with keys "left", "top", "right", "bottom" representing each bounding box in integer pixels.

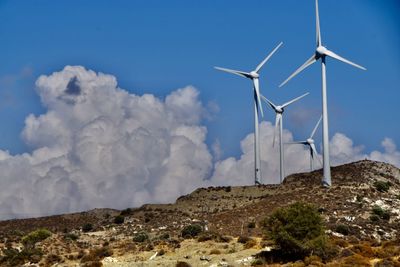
[
  {"left": 287, "top": 115, "right": 322, "bottom": 171},
  {"left": 279, "top": 0, "right": 366, "bottom": 186},
  {"left": 261, "top": 92, "right": 309, "bottom": 183},
  {"left": 215, "top": 42, "right": 283, "bottom": 185}
]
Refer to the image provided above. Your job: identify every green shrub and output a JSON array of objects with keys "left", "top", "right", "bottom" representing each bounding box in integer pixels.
[
  {"left": 82, "top": 223, "right": 93, "bottom": 232},
  {"left": 374, "top": 181, "right": 391, "bottom": 192},
  {"left": 262, "top": 202, "right": 327, "bottom": 259},
  {"left": 64, "top": 232, "right": 79, "bottom": 241},
  {"left": 371, "top": 205, "right": 390, "bottom": 220},
  {"left": 372, "top": 205, "right": 385, "bottom": 216},
  {"left": 335, "top": 224, "right": 350, "bottom": 235},
  {"left": 133, "top": 231, "right": 149, "bottom": 242},
  {"left": 120, "top": 208, "right": 132, "bottom": 216},
  {"left": 114, "top": 215, "right": 125, "bottom": 224},
  {"left": 21, "top": 229, "right": 52, "bottom": 248},
  {"left": 0, "top": 248, "right": 43, "bottom": 266},
  {"left": 181, "top": 224, "right": 202, "bottom": 238}
]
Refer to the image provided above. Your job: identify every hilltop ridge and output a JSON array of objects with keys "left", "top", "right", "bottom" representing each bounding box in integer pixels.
[{"left": 1, "top": 159, "right": 399, "bottom": 266}]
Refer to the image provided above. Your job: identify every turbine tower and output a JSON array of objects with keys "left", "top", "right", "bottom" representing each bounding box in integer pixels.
[
  {"left": 287, "top": 115, "right": 322, "bottom": 171},
  {"left": 261, "top": 92, "right": 309, "bottom": 183},
  {"left": 215, "top": 42, "right": 283, "bottom": 185},
  {"left": 279, "top": 0, "right": 366, "bottom": 186}
]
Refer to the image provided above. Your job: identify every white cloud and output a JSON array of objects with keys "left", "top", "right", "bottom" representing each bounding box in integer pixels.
[
  {"left": 0, "top": 66, "right": 213, "bottom": 219},
  {"left": 0, "top": 65, "right": 399, "bottom": 220}
]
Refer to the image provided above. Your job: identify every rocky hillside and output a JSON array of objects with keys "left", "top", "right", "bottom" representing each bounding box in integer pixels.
[{"left": 0, "top": 159, "right": 399, "bottom": 266}]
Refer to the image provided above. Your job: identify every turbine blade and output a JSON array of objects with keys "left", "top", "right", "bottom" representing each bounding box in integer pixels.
[
  {"left": 279, "top": 54, "right": 317, "bottom": 87},
  {"left": 324, "top": 50, "right": 367, "bottom": 70},
  {"left": 316, "top": 0, "right": 322, "bottom": 46},
  {"left": 273, "top": 114, "right": 281, "bottom": 147},
  {"left": 281, "top": 92, "right": 310, "bottom": 108},
  {"left": 255, "top": 42, "right": 283, "bottom": 73},
  {"left": 253, "top": 78, "right": 264, "bottom": 117},
  {"left": 285, "top": 141, "right": 308, "bottom": 145},
  {"left": 260, "top": 94, "right": 277, "bottom": 111},
  {"left": 214, "top": 67, "right": 252, "bottom": 78},
  {"left": 311, "top": 143, "right": 322, "bottom": 165},
  {"left": 310, "top": 115, "right": 322, "bottom": 139}
]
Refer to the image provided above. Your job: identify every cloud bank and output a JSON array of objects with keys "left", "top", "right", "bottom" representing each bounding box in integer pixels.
[{"left": 0, "top": 66, "right": 398, "bottom": 220}]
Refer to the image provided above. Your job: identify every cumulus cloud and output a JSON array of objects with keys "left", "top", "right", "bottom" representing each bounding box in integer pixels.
[
  {"left": 0, "top": 66, "right": 213, "bottom": 219},
  {"left": 0, "top": 65, "right": 399, "bottom": 220}
]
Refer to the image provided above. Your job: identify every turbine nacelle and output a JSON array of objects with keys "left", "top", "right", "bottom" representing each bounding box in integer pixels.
[
  {"left": 249, "top": 71, "right": 259, "bottom": 78},
  {"left": 316, "top": 45, "right": 327, "bottom": 56},
  {"left": 275, "top": 106, "right": 284, "bottom": 114},
  {"left": 307, "top": 138, "right": 314, "bottom": 145}
]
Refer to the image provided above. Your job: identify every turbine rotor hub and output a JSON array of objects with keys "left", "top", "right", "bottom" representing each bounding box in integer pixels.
[
  {"left": 276, "top": 106, "right": 283, "bottom": 113},
  {"left": 250, "top": 71, "right": 259, "bottom": 78},
  {"left": 316, "top": 46, "right": 327, "bottom": 56},
  {"left": 307, "top": 138, "right": 314, "bottom": 144}
]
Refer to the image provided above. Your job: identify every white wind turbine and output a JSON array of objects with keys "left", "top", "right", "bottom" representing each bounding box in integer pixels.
[
  {"left": 287, "top": 115, "right": 322, "bottom": 171},
  {"left": 215, "top": 42, "right": 283, "bottom": 185},
  {"left": 279, "top": 0, "right": 366, "bottom": 186},
  {"left": 261, "top": 92, "right": 309, "bottom": 183}
]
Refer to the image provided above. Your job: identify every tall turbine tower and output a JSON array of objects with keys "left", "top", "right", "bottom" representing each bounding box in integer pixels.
[
  {"left": 261, "top": 92, "right": 309, "bottom": 183},
  {"left": 279, "top": 0, "right": 366, "bottom": 186},
  {"left": 215, "top": 42, "right": 283, "bottom": 185},
  {"left": 286, "top": 115, "right": 322, "bottom": 171}
]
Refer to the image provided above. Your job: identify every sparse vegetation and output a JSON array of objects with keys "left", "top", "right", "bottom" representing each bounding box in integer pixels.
[
  {"left": 114, "top": 215, "right": 125, "bottom": 224},
  {"left": 0, "top": 160, "right": 399, "bottom": 266},
  {"left": 64, "top": 232, "right": 79, "bottom": 241},
  {"left": 371, "top": 205, "right": 390, "bottom": 220},
  {"left": 341, "top": 254, "right": 370, "bottom": 266},
  {"left": 82, "top": 223, "right": 93, "bottom": 232},
  {"left": 374, "top": 180, "right": 391, "bottom": 192},
  {"left": 335, "top": 224, "right": 350, "bottom": 235},
  {"left": 133, "top": 231, "right": 149, "bottom": 243},
  {"left": 181, "top": 224, "right": 202, "bottom": 238},
  {"left": 0, "top": 247, "right": 43, "bottom": 266},
  {"left": 120, "top": 208, "right": 132, "bottom": 216}
]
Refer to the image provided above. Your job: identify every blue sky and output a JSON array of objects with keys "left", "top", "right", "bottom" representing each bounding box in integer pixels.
[{"left": 0, "top": 0, "right": 399, "bottom": 158}]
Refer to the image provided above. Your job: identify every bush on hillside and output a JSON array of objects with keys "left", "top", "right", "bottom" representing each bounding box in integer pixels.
[
  {"left": 133, "top": 231, "right": 149, "bottom": 243},
  {"left": 114, "top": 215, "right": 125, "bottom": 224},
  {"left": 181, "top": 224, "right": 202, "bottom": 238},
  {"left": 374, "top": 180, "right": 391, "bottom": 192},
  {"left": 0, "top": 247, "right": 43, "bottom": 266},
  {"left": 21, "top": 229, "right": 52, "bottom": 248},
  {"left": 82, "top": 223, "right": 93, "bottom": 232},
  {"left": 335, "top": 224, "right": 350, "bottom": 236},
  {"left": 262, "top": 202, "right": 328, "bottom": 259}
]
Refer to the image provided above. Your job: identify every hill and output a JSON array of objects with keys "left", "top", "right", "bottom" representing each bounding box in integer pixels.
[{"left": 0, "top": 159, "right": 399, "bottom": 266}]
